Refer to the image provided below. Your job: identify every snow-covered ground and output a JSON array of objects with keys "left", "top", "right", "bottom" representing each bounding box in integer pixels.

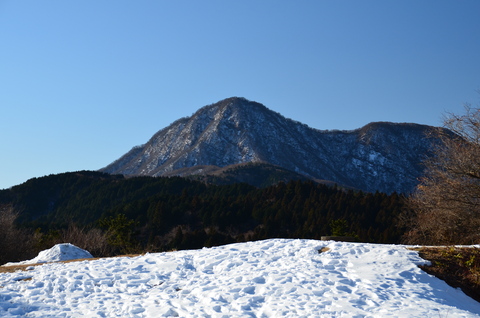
[{"left": 1, "top": 239, "right": 479, "bottom": 317}]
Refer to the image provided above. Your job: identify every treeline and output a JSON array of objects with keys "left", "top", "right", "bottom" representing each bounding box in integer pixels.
[{"left": 0, "top": 171, "right": 407, "bottom": 263}]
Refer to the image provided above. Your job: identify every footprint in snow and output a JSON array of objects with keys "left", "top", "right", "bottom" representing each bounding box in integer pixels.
[
  {"left": 252, "top": 276, "right": 266, "bottom": 284},
  {"left": 335, "top": 284, "right": 352, "bottom": 293},
  {"left": 243, "top": 286, "right": 256, "bottom": 294}
]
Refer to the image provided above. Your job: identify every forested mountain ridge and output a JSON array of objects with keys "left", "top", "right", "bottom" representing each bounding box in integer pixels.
[
  {"left": 0, "top": 171, "right": 406, "bottom": 253},
  {"left": 101, "top": 97, "right": 441, "bottom": 193}
]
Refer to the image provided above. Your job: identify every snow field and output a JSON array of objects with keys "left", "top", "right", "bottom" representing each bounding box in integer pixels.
[{"left": 1, "top": 239, "right": 480, "bottom": 317}]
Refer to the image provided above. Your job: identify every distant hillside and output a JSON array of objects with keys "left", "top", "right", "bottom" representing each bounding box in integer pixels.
[
  {"left": 101, "top": 97, "right": 443, "bottom": 193},
  {"left": 167, "top": 162, "right": 318, "bottom": 188},
  {"left": 0, "top": 171, "right": 406, "bottom": 251}
]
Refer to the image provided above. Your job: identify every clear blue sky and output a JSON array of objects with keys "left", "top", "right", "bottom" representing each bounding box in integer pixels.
[{"left": 1, "top": 1, "right": 480, "bottom": 189}]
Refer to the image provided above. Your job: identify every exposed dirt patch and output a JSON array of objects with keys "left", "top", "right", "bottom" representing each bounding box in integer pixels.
[
  {"left": 318, "top": 247, "right": 331, "bottom": 253},
  {"left": 0, "top": 254, "right": 145, "bottom": 274},
  {"left": 0, "top": 263, "right": 38, "bottom": 274},
  {"left": 412, "top": 246, "right": 480, "bottom": 303}
]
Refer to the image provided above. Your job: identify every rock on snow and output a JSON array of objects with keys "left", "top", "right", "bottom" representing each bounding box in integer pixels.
[{"left": 1, "top": 239, "right": 480, "bottom": 317}]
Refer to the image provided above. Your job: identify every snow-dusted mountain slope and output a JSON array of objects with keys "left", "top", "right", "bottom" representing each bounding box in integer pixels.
[
  {"left": 101, "top": 97, "right": 440, "bottom": 193},
  {"left": 1, "top": 239, "right": 479, "bottom": 317}
]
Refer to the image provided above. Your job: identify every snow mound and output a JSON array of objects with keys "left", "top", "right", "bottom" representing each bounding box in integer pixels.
[{"left": 3, "top": 243, "right": 93, "bottom": 266}]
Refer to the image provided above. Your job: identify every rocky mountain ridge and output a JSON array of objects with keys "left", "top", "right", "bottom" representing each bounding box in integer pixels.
[{"left": 101, "top": 97, "right": 440, "bottom": 193}]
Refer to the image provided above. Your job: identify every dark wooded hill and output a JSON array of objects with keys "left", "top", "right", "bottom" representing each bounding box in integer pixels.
[{"left": 0, "top": 171, "right": 406, "bottom": 253}]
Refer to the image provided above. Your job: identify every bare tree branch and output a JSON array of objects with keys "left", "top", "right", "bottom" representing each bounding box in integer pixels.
[{"left": 404, "top": 105, "right": 480, "bottom": 245}]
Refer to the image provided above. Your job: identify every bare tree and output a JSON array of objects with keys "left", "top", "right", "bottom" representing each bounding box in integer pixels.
[
  {"left": 404, "top": 106, "right": 480, "bottom": 245},
  {"left": 60, "top": 224, "right": 112, "bottom": 257},
  {"left": 0, "top": 205, "right": 34, "bottom": 264}
]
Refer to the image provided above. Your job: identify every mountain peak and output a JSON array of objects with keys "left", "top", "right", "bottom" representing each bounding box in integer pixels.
[
  {"left": 217, "top": 96, "right": 250, "bottom": 104},
  {"left": 215, "top": 96, "right": 259, "bottom": 106},
  {"left": 202, "top": 97, "right": 269, "bottom": 117},
  {"left": 101, "top": 98, "right": 440, "bottom": 193}
]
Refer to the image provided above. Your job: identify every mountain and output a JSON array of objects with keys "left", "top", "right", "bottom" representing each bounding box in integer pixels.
[{"left": 101, "top": 97, "right": 440, "bottom": 193}]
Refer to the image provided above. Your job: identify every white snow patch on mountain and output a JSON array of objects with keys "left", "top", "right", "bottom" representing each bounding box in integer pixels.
[{"left": 0, "top": 239, "right": 479, "bottom": 317}]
